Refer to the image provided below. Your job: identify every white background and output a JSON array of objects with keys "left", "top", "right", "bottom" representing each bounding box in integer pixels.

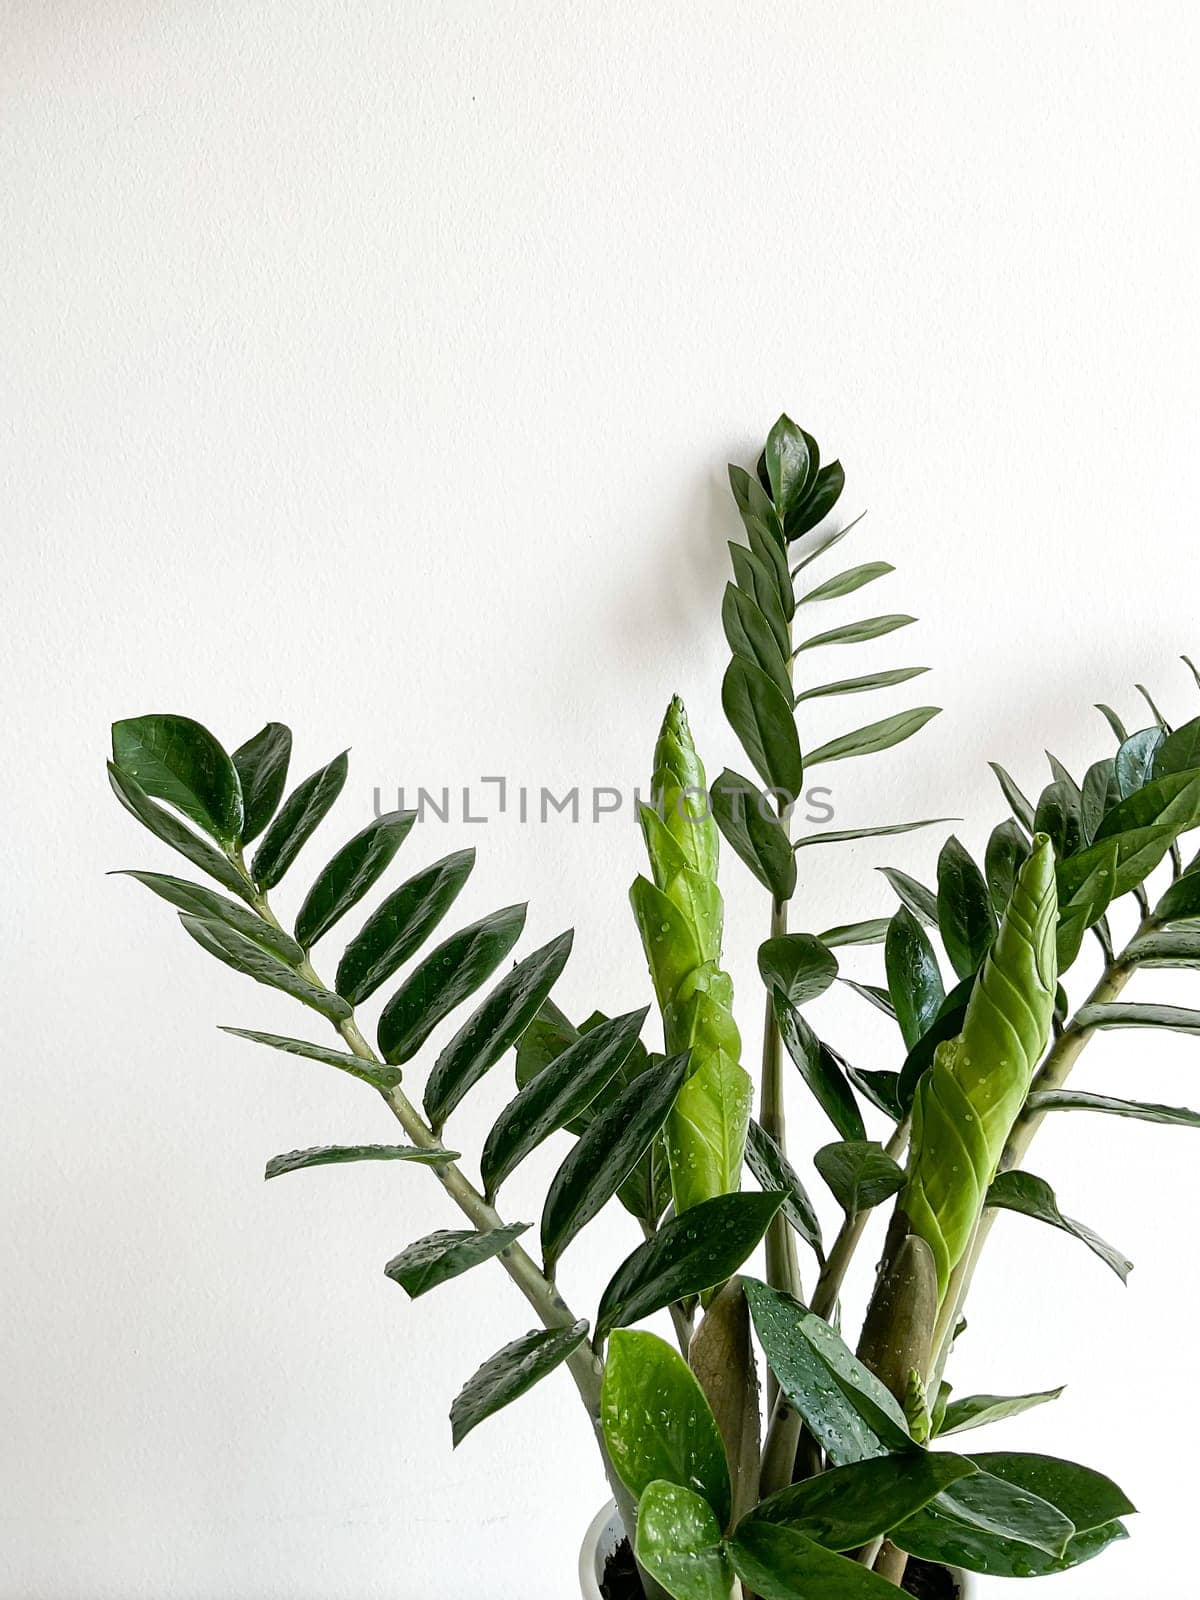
[{"left": 4, "top": 3, "right": 1200, "bottom": 1596}]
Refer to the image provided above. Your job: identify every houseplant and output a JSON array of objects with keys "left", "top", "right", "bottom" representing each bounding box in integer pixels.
[{"left": 106, "top": 417, "right": 1200, "bottom": 1598}]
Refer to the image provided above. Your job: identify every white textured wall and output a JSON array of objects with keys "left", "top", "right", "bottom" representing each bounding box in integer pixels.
[{"left": 4, "top": 3, "right": 1199, "bottom": 1596}]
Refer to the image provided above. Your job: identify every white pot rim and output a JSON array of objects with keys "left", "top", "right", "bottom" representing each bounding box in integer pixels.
[{"left": 578, "top": 1500, "right": 974, "bottom": 1598}]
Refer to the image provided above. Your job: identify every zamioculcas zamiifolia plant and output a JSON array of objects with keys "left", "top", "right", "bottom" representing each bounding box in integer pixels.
[{"left": 107, "top": 416, "right": 1200, "bottom": 1599}]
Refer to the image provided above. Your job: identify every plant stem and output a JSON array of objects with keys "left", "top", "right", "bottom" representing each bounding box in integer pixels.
[
  {"left": 232, "top": 854, "right": 668, "bottom": 1596},
  {"left": 928, "top": 913, "right": 1157, "bottom": 1385}
]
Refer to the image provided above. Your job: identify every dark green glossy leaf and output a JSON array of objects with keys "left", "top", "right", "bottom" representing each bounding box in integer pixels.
[
  {"left": 231, "top": 723, "right": 292, "bottom": 843},
  {"left": 885, "top": 907, "right": 945, "bottom": 1050},
  {"left": 1155, "top": 868, "right": 1200, "bottom": 922},
  {"left": 601, "top": 1329, "right": 731, "bottom": 1526},
  {"left": 540, "top": 1052, "right": 692, "bottom": 1271},
  {"left": 1080, "top": 757, "right": 1118, "bottom": 845},
  {"left": 801, "top": 562, "right": 894, "bottom": 604},
  {"left": 938, "top": 1388, "right": 1064, "bottom": 1438},
  {"left": 743, "top": 1280, "right": 910, "bottom": 1464},
  {"left": 179, "top": 914, "right": 350, "bottom": 1022},
  {"left": 765, "top": 414, "right": 813, "bottom": 524},
  {"left": 424, "top": 929, "right": 573, "bottom": 1132},
  {"left": 450, "top": 1320, "right": 589, "bottom": 1447},
  {"left": 774, "top": 993, "right": 865, "bottom": 1142},
  {"left": 251, "top": 751, "right": 349, "bottom": 889},
  {"left": 793, "top": 818, "right": 950, "bottom": 851},
  {"left": 114, "top": 870, "right": 304, "bottom": 965},
  {"left": 1028, "top": 1087, "right": 1200, "bottom": 1127},
  {"left": 596, "top": 1191, "right": 784, "bottom": 1338},
  {"left": 730, "top": 461, "right": 785, "bottom": 543},
  {"left": 729, "top": 543, "right": 789, "bottom": 659},
  {"left": 748, "top": 1452, "right": 977, "bottom": 1550},
  {"left": 1114, "top": 727, "right": 1163, "bottom": 797},
  {"left": 794, "top": 614, "right": 915, "bottom": 652},
  {"left": 218, "top": 1026, "right": 402, "bottom": 1091},
  {"left": 977, "top": 1452, "right": 1134, "bottom": 1532},
  {"left": 839, "top": 978, "right": 897, "bottom": 1020},
  {"left": 845, "top": 1065, "right": 904, "bottom": 1121},
  {"left": 819, "top": 918, "right": 891, "bottom": 947},
  {"left": 744, "top": 1120, "right": 824, "bottom": 1260},
  {"left": 514, "top": 996, "right": 578, "bottom": 1088},
  {"left": 722, "top": 658, "right": 803, "bottom": 801},
  {"left": 988, "top": 762, "right": 1035, "bottom": 832},
  {"left": 814, "top": 1140, "right": 905, "bottom": 1217},
  {"left": 336, "top": 848, "right": 476, "bottom": 1004},
  {"left": 636, "top": 1482, "right": 733, "bottom": 1600},
  {"left": 896, "top": 975, "right": 974, "bottom": 1111},
  {"left": 794, "top": 666, "right": 930, "bottom": 704},
  {"left": 788, "top": 460, "right": 846, "bottom": 541},
  {"left": 729, "top": 1523, "right": 911, "bottom": 1598},
  {"left": 746, "top": 518, "right": 795, "bottom": 622},
  {"left": 758, "top": 934, "right": 838, "bottom": 1005},
  {"left": 1099, "top": 766, "right": 1200, "bottom": 845},
  {"left": 1076, "top": 1001, "right": 1200, "bottom": 1033},
  {"left": 265, "top": 1143, "right": 456, "bottom": 1179},
  {"left": 711, "top": 768, "right": 797, "bottom": 901},
  {"left": 1125, "top": 929, "right": 1200, "bottom": 967},
  {"left": 1034, "top": 779, "right": 1083, "bottom": 859},
  {"left": 937, "top": 836, "right": 997, "bottom": 979},
  {"left": 107, "top": 762, "right": 254, "bottom": 903},
  {"left": 878, "top": 866, "right": 939, "bottom": 927},
  {"left": 984, "top": 819, "right": 1030, "bottom": 917},
  {"left": 806, "top": 707, "right": 941, "bottom": 768},
  {"left": 377, "top": 903, "right": 527, "bottom": 1065},
  {"left": 112, "top": 714, "right": 243, "bottom": 845},
  {"left": 480, "top": 1007, "right": 647, "bottom": 1200},
  {"left": 384, "top": 1223, "right": 529, "bottom": 1298},
  {"left": 722, "top": 584, "right": 793, "bottom": 702},
  {"left": 294, "top": 810, "right": 416, "bottom": 949},
  {"left": 895, "top": 1468, "right": 1076, "bottom": 1568},
  {"left": 986, "top": 1170, "right": 1131, "bottom": 1283}
]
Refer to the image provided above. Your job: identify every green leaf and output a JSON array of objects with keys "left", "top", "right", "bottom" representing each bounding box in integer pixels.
[
  {"left": 1034, "top": 779, "right": 1083, "bottom": 859},
  {"left": 814, "top": 1141, "right": 905, "bottom": 1217},
  {"left": 936, "top": 836, "right": 997, "bottom": 979},
  {"left": 793, "top": 818, "right": 951, "bottom": 851},
  {"left": 384, "top": 1223, "right": 529, "bottom": 1298},
  {"left": 818, "top": 918, "right": 891, "bottom": 947},
  {"left": 988, "top": 762, "right": 1035, "bottom": 832},
  {"left": 748, "top": 1452, "right": 977, "bottom": 1550},
  {"left": 602, "top": 1329, "right": 731, "bottom": 1526},
  {"left": 265, "top": 1143, "right": 456, "bottom": 1179},
  {"left": 336, "top": 848, "right": 476, "bottom": 1004},
  {"left": 450, "top": 1321, "right": 589, "bottom": 1447},
  {"left": 1096, "top": 702, "right": 1129, "bottom": 743},
  {"left": 1114, "top": 727, "right": 1163, "bottom": 797},
  {"left": 845, "top": 1065, "right": 904, "bottom": 1121},
  {"left": 729, "top": 544, "right": 790, "bottom": 659},
  {"left": 179, "top": 914, "right": 350, "bottom": 1022},
  {"left": 885, "top": 907, "right": 945, "bottom": 1050},
  {"left": 376, "top": 903, "right": 527, "bottom": 1065},
  {"left": 722, "top": 658, "right": 803, "bottom": 801},
  {"left": 294, "top": 810, "right": 416, "bottom": 949},
  {"left": 728, "top": 1521, "right": 905, "bottom": 1598},
  {"left": 788, "top": 460, "right": 846, "bottom": 541},
  {"left": 1155, "top": 868, "right": 1200, "bottom": 922},
  {"left": 596, "top": 1191, "right": 784, "bottom": 1338},
  {"left": 743, "top": 1280, "right": 910, "bottom": 1464},
  {"left": 722, "top": 584, "right": 793, "bottom": 703},
  {"left": 984, "top": 818, "right": 1030, "bottom": 917},
  {"left": 423, "top": 929, "right": 573, "bottom": 1132},
  {"left": 895, "top": 975, "right": 974, "bottom": 1111},
  {"left": 938, "top": 1388, "right": 1065, "bottom": 1438},
  {"left": 800, "top": 561, "right": 894, "bottom": 604},
  {"left": 1076, "top": 1000, "right": 1200, "bottom": 1033},
  {"left": 986, "top": 1169, "right": 1131, "bottom": 1283},
  {"left": 1028, "top": 1088, "right": 1200, "bottom": 1128},
  {"left": 794, "top": 666, "right": 930, "bottom": 704},
  {"left": 1096, "top": 765, "right": 1200, "bottom": 841},
  {"left": 794, "top": 614, "right": 915, "bottom": 652},
  {"left": 114, "top": 870, "right": 304, "bottom": 965},
  {"left": 480, "top": 1007, "right": 647, "bottom": 1200},
  {"left": 251, "top": 751, "right": 349, "bottom": 889},
  {"left": 635, "top": 1482, "right": 734, "bottom": 1600},
  {"left": 839, "top": 978, "right": 897, "bottom": 1020},
  {"left": 805, "top": 707, "right": 940, "bottom": 768},
  {"left": 231, "top": 723, "right": 292, "bottom": 844},
  {"left": 1125, "top": 929, "right": 1200, "bottom": 967},
  {"left": 757, "top": 934, "right": 838, "bottom": 1006},
  {"left": 774, "top": 994, "right": 866, "bottom": 1142},
  {"left": 107, "top": 763, "right": 254, "bottom": 903},
  {"left": 1080, "top": 757, "right": 1118, "bottom": 845},
  {"left": 112, "top": 714, "right": 243, "bottom": 845},
  {"left": 710, "top": 769, "right": 797, "bottom": 901},
  {"left": 218, "top": 1026, "right": 403, "bottom": 1091},
  {"left": 765, "top": 414, "right": 813, "bottom": 524},
  {"left": 744, "top": 1120, "right": 824, "bottom": 1260},
  {"left": 878, "top": 866, "right": 938, "bottom": 927},
  {"left": 897, "top": 1453, "right": 1134, "bottom": 1576},
  {"left": 540, "top": 1052, "right": 692, "bottom": 1271}
]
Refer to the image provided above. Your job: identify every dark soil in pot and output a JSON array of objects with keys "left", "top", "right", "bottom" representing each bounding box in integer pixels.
[{"left": 600, "top": 1539, "right": 961, "bottom": 1599}]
